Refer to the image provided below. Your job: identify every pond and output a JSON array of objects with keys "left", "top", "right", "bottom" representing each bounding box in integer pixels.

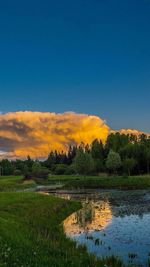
[{"left": 51, "top": 189, "right": 150, "bottom": 266}]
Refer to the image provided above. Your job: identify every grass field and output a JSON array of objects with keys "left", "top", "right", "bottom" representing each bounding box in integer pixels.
[
  {"left": 48, "top": 174, "right": 150, "bottom": 190},
  {"left": 0, "top": 192, "right": 123, "bottom": 267},
  {"left": 0, "top": 176, "right": 36, "bottom": 192},
  {"left": 1, "top": 174, "right": 150, "bottom": 191}
]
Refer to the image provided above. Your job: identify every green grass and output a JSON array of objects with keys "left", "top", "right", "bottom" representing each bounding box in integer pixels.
[
  {"left": 1, "top": 174, "right": 150, "bottom": 192},
  {"left": 4, "top": 173, "right": 150, "bottom": 191},
  {"left": 0, "top": 192, "right": 123, "bottom": 267},
  {"left": 48, "top": 174, "right": 150, "bottom": 189},
  {"left": 0, "top": 176, "right": 36, "bottom": 192}
]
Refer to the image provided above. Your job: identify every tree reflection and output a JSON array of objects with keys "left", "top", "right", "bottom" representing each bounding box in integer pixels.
[{"left": 64, "top": 200, "right": 112, "bottom": 235}]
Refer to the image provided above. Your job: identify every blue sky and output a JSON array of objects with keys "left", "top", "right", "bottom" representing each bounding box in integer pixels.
[{"left": 0, "top": 0, "right": 150, "bottom": 131}]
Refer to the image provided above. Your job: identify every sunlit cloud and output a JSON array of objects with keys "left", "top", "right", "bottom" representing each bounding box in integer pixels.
[
  {"left": 116, "top": 128, "right": 150, "bottom": 136},
  {"left": 112, "top": 128, "right": 150, "bottom": 137},
  {"left": 0, "top": 111, "right": 110, "bottom": 159},
  {"left": 0, "top": 111, "right": 149, "bottom": 159}
]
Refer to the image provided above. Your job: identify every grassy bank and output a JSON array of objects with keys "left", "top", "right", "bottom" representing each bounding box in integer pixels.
[
  {"left": 0, "top": 176, "right": 36, "bottom": 192},
  {"left": 1, "top": 175, "right": 150, "bottom": 191},
  {"left": 0, "top": 192, "right": 123, "bottom": 267},
  {"left": 48, "top": 174, "right": 150, "bottom": 190}
]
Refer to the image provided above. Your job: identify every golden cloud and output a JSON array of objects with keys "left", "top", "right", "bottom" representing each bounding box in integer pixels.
[
  {"left": 116, "top": 128, "right": 150, "bottom": 136},
  {"left": 0, "top": 111, "right": 109, "bottom": 158}
]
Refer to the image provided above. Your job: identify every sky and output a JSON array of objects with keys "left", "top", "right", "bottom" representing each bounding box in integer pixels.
[{"left": 0, "top": 0, "right": 150, "bottom": 133}]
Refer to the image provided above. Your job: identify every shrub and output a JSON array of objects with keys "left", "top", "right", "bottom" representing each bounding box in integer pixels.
[
  {"left": 65, "top": 164, "right": 76, "bottom": 175},
  {"left": 33, "top": 167, "right": 49, "bottom": 179},
  {"left": 24, "top": 163, "right": 49, "bottom": 180},
  {"left": 13, "top": 169, "right": 22, "bottom": 176},
  {"left": 54, "top": 164, "right": 68, "bottom": 175}
]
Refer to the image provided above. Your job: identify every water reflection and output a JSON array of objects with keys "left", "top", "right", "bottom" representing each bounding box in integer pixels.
[
  {"left": 60, "top": 190, "right": 150, "bottom": 267},
  {"left": 64, "top": 200, "right": 112, "bottom": 235}
]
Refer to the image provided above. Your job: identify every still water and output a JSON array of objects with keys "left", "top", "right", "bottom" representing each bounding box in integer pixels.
[{"left": 52, "top": 189, "right": 150, "bottom": 266}]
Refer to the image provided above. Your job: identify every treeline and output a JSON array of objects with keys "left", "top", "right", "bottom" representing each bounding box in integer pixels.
[{"left": 0, "top": 133, "right": 150, "bottom": 178}]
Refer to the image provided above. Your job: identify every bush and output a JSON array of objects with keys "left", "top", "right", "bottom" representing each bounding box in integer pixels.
[
  {"left": 65, "top": 164, "right": 76, "bottom": 175},
  {"left": 54, "top": 164, "right": 68, "bottom": 175},
  {"left": 13, "top": 169, "right": 22, "bottom": 176},
  {"left": 33, "top": 167, "right": 49, "bottom": 179},
  {"left": 24, "top": 166, "right": 49, "bottom": 180}
]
